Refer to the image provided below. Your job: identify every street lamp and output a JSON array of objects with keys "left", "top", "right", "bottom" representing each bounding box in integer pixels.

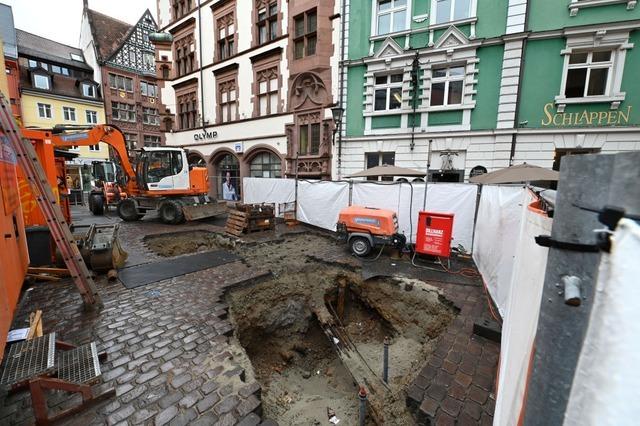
[{"left": 331, "top": 106, "right": 344, "bottom": 146}]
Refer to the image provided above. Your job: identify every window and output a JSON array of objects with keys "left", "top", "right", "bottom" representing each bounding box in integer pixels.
[
  {"left": 147, "top": 151, "right": 183, "bottom": 182},
  {"left": 86, "top": 110, "right": 98, "bottom": 124},
  {"left": 293, "top": 9, "right": 317, "bottom": 59},
  {"left": 89, "top": 144, "right": 100, "bottom": 152},
  {"left": 162, "top": 66, "right": 170, "bottom": 79},
  {"left": 51, "top": 65, "right": 61, "bottom": 74},
  {"left": 61, "top": 67, "right": 70, "bottom": 76},
  {"left": 366, "top": 152, "right": 395, "bottom": 181},
  {"left": 124, "top": 133, "right": 137, "bottom": 151},
  {"left": 108, "top": 74, "right": 133, "bottom": 92},
  {"left": 143, "top": 52, "right": 155, "bottom": 68},
  {"left": 256, "top": 1, "right": 278, "bottom": 45},
  {"left": 141, "top": 81, "right": 158, "bottom": 97},
  {"left": 175, "top": 35, "right": 196, "bottom": 77},
  {"left": 37, "top": 103, "right": 52, "bottom": 119},
  {"left": 177, "top": 92, "right": 198, "bottom": 130},
  {"left": 70, "top": 53, "right": 83, "bottom": 61},
  {"left": 299, "top": 122, "right": 320, "bottom": 155},
  {"left": 82, "top": 83, "right": 96, "bottom": 98},
  {"left": 564, "top": 51, "right": 613, "bottom": 98},
  {"left": 435, "top": 0, "right": 472, "bottom": 24},
  {"left": 374, "top": 73, "right": 403, "bottom": 111},
  {"left": 63, "top": 107, "right": 76, "bottom": 121},
  {"left": 430, "top": 65, "right": 464, "bottom": 106},
  {"left": 143, "top": 107, "right": 160, "bottom": 125},
  {"left": 171, "top": 0, "right": 194, "bottom": 20},
  {"left": 112, "top": 102, "right": 136, "bottom": 122},
  {"left": 218, "top": 79, "right": 238, "bottom": 123},
  {"left": 28, "top": 59, "right": 37, "bottom": 68},
  {"left": 144, "top": 135, "right": 162, "bottom": 147},
  {"left": 34, "top": 74, "right": 50, "bottom": 90},
  {"left": 217, "top": 13, "right": 236, "bottom": 61},
  {"left": 376, "top": 0, "right": 408, "bottom": 35},
  {"left": 256, "top": 68, "right": 279, "bottom": 116},
  {"left": 250, "top": 152, "right": 281, "bottom": 178}
]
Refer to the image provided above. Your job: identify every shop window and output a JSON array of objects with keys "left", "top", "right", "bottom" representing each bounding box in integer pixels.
[
  {"left": 376, "top": 0, "right": 408, "bottom": 35},
  {"left": 293, "top": 9, "right": 317, "bottom": 59},
  {"left": 430, "top": 65, "right": 464, "bottom": 106},
  {"left": 250, "top": 152, "right": 281, "bottom": 178},
  {"left": 434, "top": 0, "right": 472, "bottom": 24},
  {"left": 256, "top": 1, "right": 278, "bottom": 45},
  {"left": 217, "top": 154, "right": 240, "bottom": 200},
  {"left": 365, "top": 152, "right": 395, "bottom": 181},
  {"left": 374, "top": 73, "right": 403, "bottom": 111},
  {"left": 37, "top": 103, "right": 52, "bottom": 119},
  {"left": 86, "top": 110, "right": 98, "bottom": 124},
  {"left": 564, "top": 50, "right": 613, "bottom": 98},
  {"left": 63, "top": 106, "right": 76, "bottom": 121}
]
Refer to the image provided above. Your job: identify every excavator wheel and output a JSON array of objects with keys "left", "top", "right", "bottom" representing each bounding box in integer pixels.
[
  {"left": 89, "top": 194, "right": 104, "bottom": 215},
  {"left": 159, "top": 200, "right": 185, "bottom": 224},
  {"left": 117, "top": 199, "right": 141, "bottom": 222}
]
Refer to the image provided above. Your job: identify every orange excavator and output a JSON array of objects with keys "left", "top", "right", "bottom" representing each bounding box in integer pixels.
[{"left": 22, "top": 125, "right": 225, "bottom": 224}]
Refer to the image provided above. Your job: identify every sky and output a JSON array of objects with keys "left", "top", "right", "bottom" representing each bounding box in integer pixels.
[{"left": 3, "top": 0, "right": 157, "bottom": 48}]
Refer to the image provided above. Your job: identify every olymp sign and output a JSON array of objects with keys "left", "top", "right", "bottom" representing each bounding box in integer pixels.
[{"left": 541, "top": 103, "right": 632, "bottom": 127}]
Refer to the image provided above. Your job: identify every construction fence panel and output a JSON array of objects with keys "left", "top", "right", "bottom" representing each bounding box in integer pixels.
[
  {"left": 472, "top": 185, "right": 525, "bottom": 316},
  {"left": 242, "top": 177, "right": 296, "bottom": 217},
  {"left": 297, "top": 180, "right": 350, "bottom": 231},
  {"left": 493, "top": 196, "right": 552, "bottom": 426}
]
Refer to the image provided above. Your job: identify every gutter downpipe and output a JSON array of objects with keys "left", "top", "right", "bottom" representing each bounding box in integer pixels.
[
  {"left": 508, "top": 0, "right": 531, "bottom": 165},
  {"left": 337, "top": 0, "right": 347, "bottom": 179},
  {"left": 198, "top": 0, "right": 206, "bottom": 129}
]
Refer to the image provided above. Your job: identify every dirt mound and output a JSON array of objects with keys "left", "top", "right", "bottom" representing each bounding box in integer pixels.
[{"left": 144, "top": 230, "right": 234, "bottom": 257}]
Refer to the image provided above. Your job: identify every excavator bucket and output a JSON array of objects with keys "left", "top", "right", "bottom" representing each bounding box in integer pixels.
[
  {"left": 182, "top": 201, "right": 228, "bottom": 221},
  {"left": 78, "top": 224, "right": 128, "bottom": 273}
]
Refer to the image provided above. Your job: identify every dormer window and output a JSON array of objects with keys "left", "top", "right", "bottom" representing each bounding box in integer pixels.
[
  {"left": 34, "top": 73, "right": 50, "bottom": 90},
  {"left": 82, "top": 83, "right": 96, "bottom": 98},
  {"left": 70, "top": 53, "right": 83, "bottom": 62}
]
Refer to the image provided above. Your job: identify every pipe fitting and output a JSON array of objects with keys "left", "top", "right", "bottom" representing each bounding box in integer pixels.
[{"left": 562, "top": 275, "right": 582, "bottom": 306}]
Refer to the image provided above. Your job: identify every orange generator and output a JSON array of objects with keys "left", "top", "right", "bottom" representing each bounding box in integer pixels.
[
  {"left": 0, "top": 131, "right": 30, "bottom": 358},
  {"left": 337, "top": 205, "right": 407, "bottom": 256}
]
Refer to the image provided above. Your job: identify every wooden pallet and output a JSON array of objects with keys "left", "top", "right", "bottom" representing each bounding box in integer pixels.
[{"left": 225, "top": 204, "right": 275, "bottom": 236}]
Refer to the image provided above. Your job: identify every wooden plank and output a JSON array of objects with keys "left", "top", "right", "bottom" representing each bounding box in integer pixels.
[
  {"left": 27, "top": 267, "right": 70, "bottom": 277},
  {"left": 225, "top": 228, "right": 243, "bottom": 237},
  {"left": 228, "top": 210, "right": 248, "bottom": 218},
  {"left": 226, "top": 217, "right": 247, "bottom": 227},
  {"left": 27, "top": 274, "right": 61, "bottom": 282},
  {"left": 27, "top": 310, "right": 43, "bottom": 340},
  {"left": 225, "top": 221, "right": 246, "bottom": 230}
]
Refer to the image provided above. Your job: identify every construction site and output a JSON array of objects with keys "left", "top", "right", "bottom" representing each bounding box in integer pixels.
[{"left": 1, "top": 87, "right": 638, "bottom": 426}]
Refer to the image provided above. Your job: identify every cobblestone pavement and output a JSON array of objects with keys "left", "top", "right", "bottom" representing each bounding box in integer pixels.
[{"left": 0, "top": 208, "right": 500, "bottom": 425}]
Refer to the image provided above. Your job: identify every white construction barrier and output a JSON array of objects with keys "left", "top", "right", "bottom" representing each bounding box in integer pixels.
[
  {"left": 564, "top": 219, "right": 640, "bottom": 425},
  {"left": 493, "top": 195, "right": 552, "bottom": 426},
  {"left": 242, "top": 178, "right": 478, "bottom": 251}
]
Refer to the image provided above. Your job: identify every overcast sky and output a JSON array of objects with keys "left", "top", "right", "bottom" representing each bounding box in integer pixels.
[{"left": 4, "top": 0, "right": 157, "bottom": 48}]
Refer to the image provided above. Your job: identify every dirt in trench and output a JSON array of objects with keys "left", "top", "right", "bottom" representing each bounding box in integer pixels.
[
  {"left": 228, "top": 262, "right": 456, "bottom": 425},
  {"left": 144, "top": 231, "right": 457, "bottom": 425},
  {"left": 143, "top": 230, "right": 235, "bottom": 257}
]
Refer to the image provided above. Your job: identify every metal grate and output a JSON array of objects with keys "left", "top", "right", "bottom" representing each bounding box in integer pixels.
[
  {"left": 0, "top": 333, "right": 56, "bottom": 386},
  {"left": 57, "top": 343, "right": 101, "bottom": 384}
]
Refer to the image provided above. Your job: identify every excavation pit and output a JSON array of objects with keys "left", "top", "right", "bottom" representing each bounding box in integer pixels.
[
  {"left": 227, "top": 261, "right": 456, "bottom": 425},
  {"left": 143, "top": 230, "right": 234, "bottom": 257}
]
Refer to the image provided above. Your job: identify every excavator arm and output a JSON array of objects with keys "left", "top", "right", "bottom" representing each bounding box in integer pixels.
[{"left": 21, "top": 125, "right": 138, "bottom": 193}]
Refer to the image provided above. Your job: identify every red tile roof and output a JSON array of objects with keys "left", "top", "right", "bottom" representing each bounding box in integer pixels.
[{"left": 86, "top": 9, "right": 132, "bottom": 62}]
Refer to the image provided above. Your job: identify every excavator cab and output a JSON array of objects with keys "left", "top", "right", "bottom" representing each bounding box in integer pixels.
[{"left": 135, "top": 148, "right": 190, "bottom": 192}]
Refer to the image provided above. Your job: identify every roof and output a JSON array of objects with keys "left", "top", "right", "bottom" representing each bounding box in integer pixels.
[
  {"left": 85, "top": 8, "right": 133, "bottom": 62},
  {"left": 16, "top": 29, "right": 91, "bottom": 71},
  {"left": 0, "top": 3, "right": 18, "bottom": 59}
]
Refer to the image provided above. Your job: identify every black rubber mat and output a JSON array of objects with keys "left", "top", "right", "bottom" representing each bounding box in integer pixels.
[{"left": 118, "top": 250, "right": 240, "bottom": 289}]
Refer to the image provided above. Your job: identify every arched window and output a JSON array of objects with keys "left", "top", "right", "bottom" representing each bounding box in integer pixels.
[
  {"left": 216, "top": 153, "right": 240, "bottom": 200},
  {"left": 250, "top": 152, "right": 281, "bottom": 178}
]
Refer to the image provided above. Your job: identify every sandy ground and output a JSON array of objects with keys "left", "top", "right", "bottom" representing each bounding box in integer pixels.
[{"left": 145, "top": 231, "right": 456, "bottom": 425}]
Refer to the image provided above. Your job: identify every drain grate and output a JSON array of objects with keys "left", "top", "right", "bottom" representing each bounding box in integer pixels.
[
  {"left": 0, "top": 333, "right": 56, "bottom": 386},
  {"left": 57, "top": 342, "right": 101, "bottom": 384}
]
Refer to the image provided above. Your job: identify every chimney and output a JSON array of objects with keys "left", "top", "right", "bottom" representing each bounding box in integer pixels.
[{"left": 83, "top": 0, "right": 89, "bottom": 10}]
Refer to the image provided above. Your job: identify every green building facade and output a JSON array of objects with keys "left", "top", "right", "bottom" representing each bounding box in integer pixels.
[{"left": 336, "top": 0, "right": 639, "bottom": 180}]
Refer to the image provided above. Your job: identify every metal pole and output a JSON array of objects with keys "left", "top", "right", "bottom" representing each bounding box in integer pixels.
[
  {"left": 523, "top": 152, "right": 640, "bottom": 425},
  {"left": 294, "top": 151, "right": 299, "bottom": 220},
  {"left": 422, "top": 139, "right": 432, "bottom": 211},
  {"left": 383, "top": 336, "right": 390, "bottom": 384},
  {"left": 358, "top": 385, "right": 368, "bottom": 426}
]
